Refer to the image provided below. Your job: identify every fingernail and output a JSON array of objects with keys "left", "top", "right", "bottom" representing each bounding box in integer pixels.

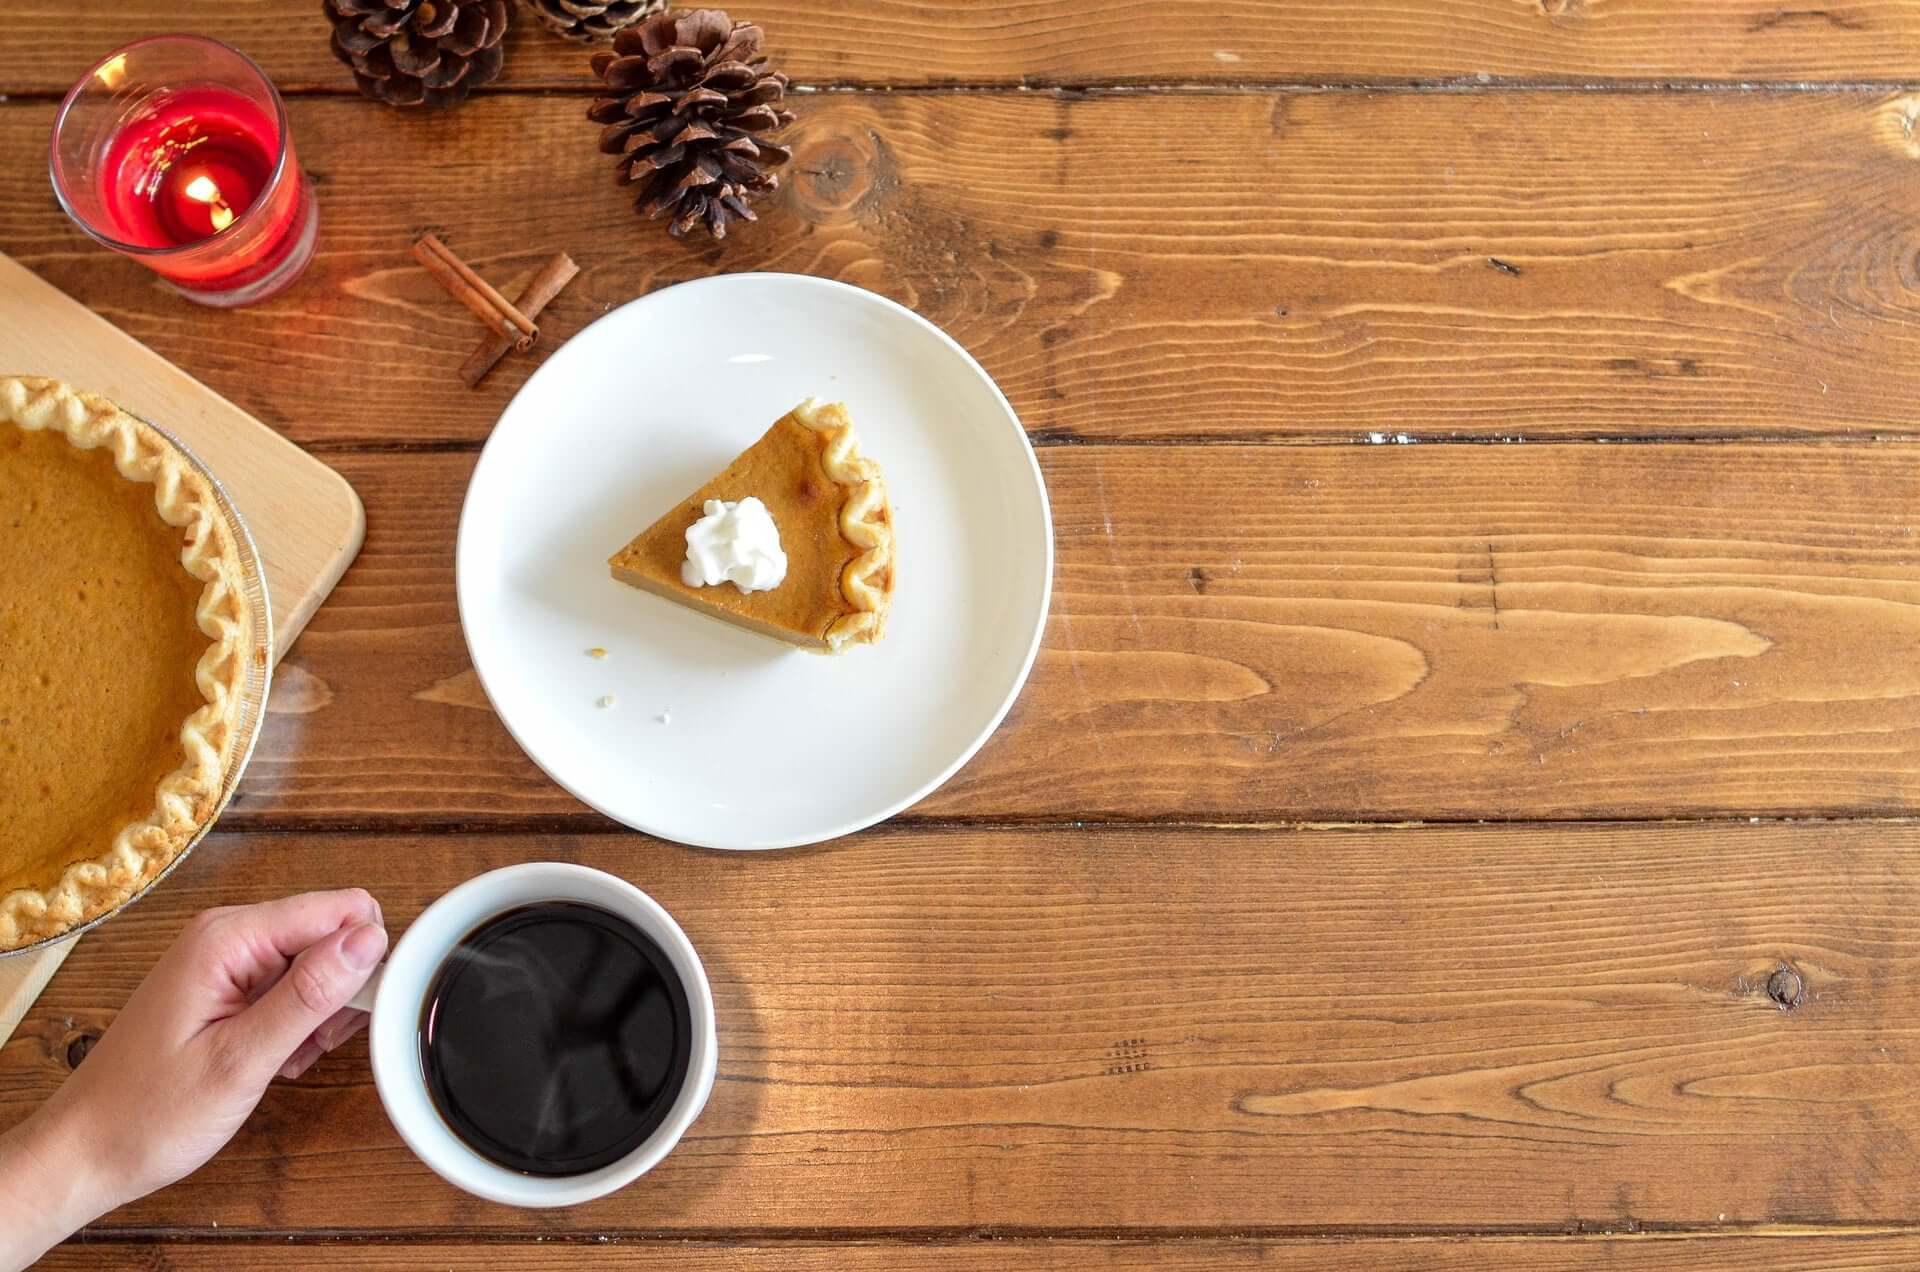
[{"left": 342, "top": 922, "right": 388, "bottom": 970}]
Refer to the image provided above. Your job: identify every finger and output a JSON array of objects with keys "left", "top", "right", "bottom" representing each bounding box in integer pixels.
[
  {"left": 311, "top": 1006, "right": 369, "bottom": 1054},
  {"left": 280, "top": 1008, "right": 369, "bottom": 1082},
  {"left": 224, "top": 922, "right": 387, "bottom": 1086},
  {"left": 205, "top": 890, "right": 383, "bottom": 993},
  {"left": 279, "top": 1040, "right": 324, "bottom": 1081},
  {"left": 232, "top": 888, "right": 383, "bottom": 960}
]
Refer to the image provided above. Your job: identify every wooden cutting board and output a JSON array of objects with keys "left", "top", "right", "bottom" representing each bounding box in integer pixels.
[{"left": 0, "top": 254, "right": 365, "bottom": 1044}]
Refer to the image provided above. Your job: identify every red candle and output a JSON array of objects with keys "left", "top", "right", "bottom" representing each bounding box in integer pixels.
[
  {"left": 51, "top": 37, "right": 317, "bottom": 307},
  {"left": 102, "top": 86, "right": 278, "bottom": 249}
]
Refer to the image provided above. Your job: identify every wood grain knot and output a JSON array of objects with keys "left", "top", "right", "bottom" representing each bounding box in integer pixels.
[
  {"left": 788, "top": 123, "right": 891, "bottom": 221},
  {"left": 1875, "top": 95, "right": 1920, "bottom": 158},
  {"left": 1767, "top": 964, "right": 1806, "bottom": 1010},
  {"left": 1747, "top": 8, "right": 1866, "bottom": 33},
  {"left": 268, "top": 662, "right": 335, "bottom": 715},
  {"left": 65, "top": 1032, "right": 98, "bottom": 1070}
]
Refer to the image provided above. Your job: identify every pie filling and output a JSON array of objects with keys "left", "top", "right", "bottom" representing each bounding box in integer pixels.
[
  {"left": 0, "top": 375, "right": 250, "bottom": 950},
  {"left": 0, "top": 425, "right": 206, "bottom": 899}
]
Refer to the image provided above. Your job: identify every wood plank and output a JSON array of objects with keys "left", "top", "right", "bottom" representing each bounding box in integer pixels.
[
  {"left": 5, "top": 821, "right": 1920, "bottom": 1231},
  {"left": 9, "top": 90, "right": 1920, "bottom": 444},
  {"left": 7, "top": 2, "right": 1920, "bottom": 92},
  {"left": 227, "top": 443, "right": 1920, "bottom": 826},
  {"left": 35, "top": 1234, "right": 1920, "bottom": 1271}
]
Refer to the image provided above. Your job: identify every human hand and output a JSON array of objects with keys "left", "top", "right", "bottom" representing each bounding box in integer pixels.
[{"left": 0, "top": 890, "right": 387, "bottom": 1267}]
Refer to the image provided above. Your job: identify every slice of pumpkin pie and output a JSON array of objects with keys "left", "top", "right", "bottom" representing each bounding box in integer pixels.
[{"left": 608, "top": 398, "right": 893, "bottom": 652}]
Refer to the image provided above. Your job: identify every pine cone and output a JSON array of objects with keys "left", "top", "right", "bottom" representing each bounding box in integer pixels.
[
  {"left": 588, "top": 9, "right": 795, "bottom": 240},
  {"left": 526, "top": 0, "right": 664, "bottom": 41},
  {"left": 325, "top": 0, "right": 509, "bottom": 107}
]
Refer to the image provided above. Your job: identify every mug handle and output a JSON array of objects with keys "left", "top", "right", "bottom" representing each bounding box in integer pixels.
[{"left": 346, "top": 963, "right": 385, "bottom": 1014}]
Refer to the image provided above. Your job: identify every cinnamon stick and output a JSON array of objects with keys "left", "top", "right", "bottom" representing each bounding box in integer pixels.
[
  {"left": 412, "top": 234, "right": 537, "bottom": 351},
  {"left": 460, "top": 252, "right": 581, "bottom": 388}
]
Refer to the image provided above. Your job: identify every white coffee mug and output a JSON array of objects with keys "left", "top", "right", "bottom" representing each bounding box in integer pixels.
[{"left": 347, "top": 862, "right": 717, "bottom": 1207}]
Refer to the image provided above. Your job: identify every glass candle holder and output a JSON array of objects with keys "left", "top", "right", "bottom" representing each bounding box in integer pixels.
[{"left": 50, "top": 35, "right": 318, "bottom": 308}]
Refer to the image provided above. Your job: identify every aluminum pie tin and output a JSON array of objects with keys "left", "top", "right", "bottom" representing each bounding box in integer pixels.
[{"left": 2, "top": 416, "right": 274, "bottom": 959}]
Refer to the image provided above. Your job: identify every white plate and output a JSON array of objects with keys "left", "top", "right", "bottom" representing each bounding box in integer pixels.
[{"left": 457, "top": 274, "right": 1053, "bottom": 849}]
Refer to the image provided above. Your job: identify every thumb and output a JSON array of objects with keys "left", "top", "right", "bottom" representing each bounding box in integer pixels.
[{"left": 225, "top": 922, "right": 387, "bottom": 1083}]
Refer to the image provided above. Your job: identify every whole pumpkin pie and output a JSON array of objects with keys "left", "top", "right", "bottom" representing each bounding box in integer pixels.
[
  {"left": 0, "top": 376, "right": 253, "bottom": 951},
  {"left": 608, "top": 398, "right": 893, "bottom": 651}
]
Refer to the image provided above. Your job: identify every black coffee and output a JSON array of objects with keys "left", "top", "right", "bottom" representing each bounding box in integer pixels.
[{"left": 419, "top": 901, "right": 692, "bottom": 1176}]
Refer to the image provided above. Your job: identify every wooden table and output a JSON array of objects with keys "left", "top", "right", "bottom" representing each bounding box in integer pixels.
[{"left": 6, "top": 3, "right": 1920, "bottom": 1267}]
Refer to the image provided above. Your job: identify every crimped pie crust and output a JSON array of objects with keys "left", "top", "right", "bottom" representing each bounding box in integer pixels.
[
  {"left": 0, "top": 375, "right": 252, "bottom": 951},
  {"left": 791, "top": 397, "right": 894, "bottom": 649}
]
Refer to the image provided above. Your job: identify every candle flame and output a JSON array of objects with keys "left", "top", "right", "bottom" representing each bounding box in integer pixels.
[
  {"left": 94, "top": 54, "right": 128, "bottom": 88},
  {"left": 182, "top": 175, "right": 236, "bottom": 233}
]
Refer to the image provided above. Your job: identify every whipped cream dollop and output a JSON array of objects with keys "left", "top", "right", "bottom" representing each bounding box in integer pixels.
[{"left": 681, "top": 497, "right": 788, "bottom": 593}]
